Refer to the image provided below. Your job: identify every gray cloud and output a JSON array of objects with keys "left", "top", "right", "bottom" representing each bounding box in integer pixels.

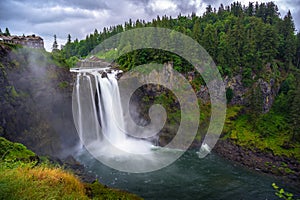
[
  {"left": 0, "top": 0, "right": 98, "bottom": 23},
  {"left": 3, "top": 0, "right": 109, "bottom": 10},
  {"left": 0, "top": 0, "right": 299, "bottom": 51}
]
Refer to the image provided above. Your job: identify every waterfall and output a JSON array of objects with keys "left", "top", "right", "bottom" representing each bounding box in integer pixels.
[
  {"left": 73, "top": 69, "right": 153, "bottom": 156},
  {"left": 96, "top": 72, "right": 126, "bottom": 144},
  {"left": 72, "top": 67, "right": 182, "bottom": 173}
]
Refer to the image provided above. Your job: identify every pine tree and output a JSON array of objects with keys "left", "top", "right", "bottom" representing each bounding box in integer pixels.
[
  {"left": 290, "top": 73, "right": 300, "bottom": 142},
  {"left": 265, "top": 2, "right": 279, "bottom": 24},
  {"left": 202, "top": 24, "right": 218, "bottom": 60},
  {"left": 278, "top": 10, "right": 296, "bottom": 65},
  {"left": 67, "top": 34, "right": 71, "bottom": 44},
  {"left": 250, "top": 86, "right": 264, "bottom": 120},
  {"left": 52, "top": 34, "right": 58, "bottom": 52},
  {"left": 246, "top": 2, "right": 254, "bottom": 16},
  {"left": 296, "top": 32, "right": 300, "bottom": 68},
  {"left": 228, "top": 18, "right": 245, "bottom": 68},
  {"left": 4, "top": 27, "right": 10, "bottom": 36},
  {"left": 231, "top": 1, "right": 243, "bottom": 17},
  {"left": 260, "top": 24, "right": 279, "bottom": 62},
  {"left": 205, "top": 5, "right": 213, "bottom": 15},
  {"left": 192, "top": 19, "right": 201, "bottom": 43},
  {"left": 0, "top": 28, "right": 2, "bottom": 35}
]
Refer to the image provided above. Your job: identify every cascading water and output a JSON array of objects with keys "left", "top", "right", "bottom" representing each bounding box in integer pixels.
[
  {"left": 71, "top": 65, "right": 187, "bottom": 173},
  {"left": 73, "top": 68, "right": 153, "bottom": 156}
]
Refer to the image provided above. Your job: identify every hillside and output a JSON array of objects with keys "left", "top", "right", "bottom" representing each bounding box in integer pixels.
[
  {"left": 0, "top": 43, "right": 77, "bottom": 157},
  {"left": 58, "top": 1, "right": 300, "bottom": 181},
  {"left": 0, "top": 136, "right": 142, "bottom": 199}
]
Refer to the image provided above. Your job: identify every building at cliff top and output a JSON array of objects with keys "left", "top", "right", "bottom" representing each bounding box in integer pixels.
[{"left": 0, "top": 34, "right": 44, "bottom": 49}]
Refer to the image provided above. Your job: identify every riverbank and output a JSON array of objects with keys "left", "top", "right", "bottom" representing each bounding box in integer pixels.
[{"left": 214, "top": 138, "right": 300, "bottom": 186}]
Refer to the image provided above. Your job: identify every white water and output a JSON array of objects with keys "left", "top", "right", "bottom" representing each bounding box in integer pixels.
[
  {"left": 72, "top": 69, "right": 186, "bottom": 173},
  {"left": 73, "top": 70, "right": 153, "bottom": 156}
]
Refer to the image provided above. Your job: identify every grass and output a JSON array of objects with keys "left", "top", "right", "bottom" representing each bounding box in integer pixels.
[
  {"left": 95, "top": 49, "right": 118, "bottom": 62},
  {"left": 223, "top": 107, "right": 300, "bottom": 162},
  {"left": 0, "top": 137, "right": 35, "bottom": 162},
  {"left": 0, "top": 166, "right": 87, "bottom": 200},
  {"left": 0, "top": 137, "right": 143, "bottom": 200}
]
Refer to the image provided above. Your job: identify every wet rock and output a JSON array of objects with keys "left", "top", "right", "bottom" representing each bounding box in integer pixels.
[
  {"left": 101, "top": 72, "right": 108, "bottom": 78},
  {"left": 213, "top": 139, "right": 300, "bottom": 185},
  {"left": 63, "top": 155, "right": 97, "bottom": 183},
  {"left": 116, "top": 73, "right": 122, "bottom": 80}
]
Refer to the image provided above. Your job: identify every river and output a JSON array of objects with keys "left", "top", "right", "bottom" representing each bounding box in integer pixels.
[{"left": 76, "top": 150, "right": 299, "bottom": 200}]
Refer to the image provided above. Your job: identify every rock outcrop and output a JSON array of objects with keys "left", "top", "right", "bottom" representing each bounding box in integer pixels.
[{"left": 0, "top": 44, "right": 78, "bottom": 157}]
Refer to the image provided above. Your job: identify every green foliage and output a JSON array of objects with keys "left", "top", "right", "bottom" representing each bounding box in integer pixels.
[
  {"left": 0, "top": 166, "right": 88, "bottom": 200},
  {"left": 0, "top": 137, "right": 35, "bottom": 163},
  {"left": 58, "top": 81, "right": 69, "bottom": 89},
  {"left": 272, "top": 183, "right": 295, "bottom": 200},
  {"left": 5, "top": 86, "right": 19, "bottom": 98},
  {"left": 226, "top": 88, "right": 234, "bottom": 103},
  {"left": 85, "top": 181, "right": 142, "bottom": 200},
  {"left": 3, "top": 27, "right": 10, "bottom": 36},
  {"left": 65, "top": 56, "right": 79, "bottom": 68},
  {"left": 47, "top": 1, "right": 299, "bottom": 164},
  {"left": 0, "top": 137, "right": 143, "bottom": 200},
  {"left": 255, "top": 112, "right": 287, "bottom": 137},
  {"left": 224, "top": 106, "right": 300, "bottom": 161},
  {"left": 54, "top": 1, "right": 297, "bottom": 81},
  {"left": 51, "top": 49, "right": 68, "bottom": 68},
  {"left": 289, "top": 72, "right": 300, "bottom": 142},
  {"left": 242, "top": 67, "right": 253, "bottom": 86},
  {"left": 96, "top": 49, "right": 118, "bottom": 61}
]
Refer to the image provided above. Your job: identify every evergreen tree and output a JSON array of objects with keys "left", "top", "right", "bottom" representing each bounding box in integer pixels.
[
  {"left": 278, "top": 10, "right": 296, "bottom": 65},
  {"left": 260, "top": 24, "right": 279, "bottom": 62},
  {"left": 218, "top": 3, "right": 225, "bottom": 13},
  {"left": 217, "top": 32, "right": 231, "bottom": 76},
  {"left": 205, "top": 5, "right": 213, "bottom": 15},
  {"left": 0, "top": 28, "right": 2, "bottom": 35},
  {"left": 231, "top": 1, "right": 243, "bottom": 17},
  {"left": 52, "top": 34, "right": 58, "bottom": 52},
  {"left": 67, "top": 34, "right": 71, "bottom": 44},
  {"left": 202, "top": 24, "right": 218, "bottom": 60},
  {"left": 250, "top": 86, "right": 264, "bottom": 119},
  {"left": 228, "top": 18, "right": 245, "bottom": 68},
  {"left": 296, "top": 32, "right": 300, "bottom": 68},
  {"left": 246, "top": 2, "right": 254, "bottom": 16},
  {"left": 4, "top": 27, "right": 10, "bottom": 36},
  {"left": 290, "top": 73, "right": 300, "bottom": 142},
  {"left": 265, "top": 2, "right": 279, "bottom": 24},
  {"left": 192, "top": 19, "right": 201, "bottom": 43}
]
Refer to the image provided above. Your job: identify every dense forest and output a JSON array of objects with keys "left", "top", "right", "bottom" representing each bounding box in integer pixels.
[
  {"left": 58, "top": 1, "right": 300, "bottom": 146},
  {"left": 61, "top": 1, "right": 300, "bottom": 71}
]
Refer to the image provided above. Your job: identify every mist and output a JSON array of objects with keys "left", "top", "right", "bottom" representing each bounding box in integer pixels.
[{"left": 4, "top": 47, "right": 78, "bottom": 158}]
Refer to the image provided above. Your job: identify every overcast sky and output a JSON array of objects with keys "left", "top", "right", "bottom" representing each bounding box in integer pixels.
[{"left": 0, "top": 0, "right": 299, "bottom": 51}]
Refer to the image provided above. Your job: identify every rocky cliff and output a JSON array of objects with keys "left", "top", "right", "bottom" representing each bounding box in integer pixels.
[{"left": 0, "top": 44, "right": 78, "bottom": 157}]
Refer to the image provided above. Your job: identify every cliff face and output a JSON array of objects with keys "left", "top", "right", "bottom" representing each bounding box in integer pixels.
[
  {"left": 224, "top": 74, "right": 279, "bottom": 113},
  {"left": 131, "top": 62, "right": 282, "bottom": 113},
  {"left": 0, "top": 43, "right": 290, "bottom": 158},
  {"left": 0, "top": 44, "right": 78, "bottom": 157}
]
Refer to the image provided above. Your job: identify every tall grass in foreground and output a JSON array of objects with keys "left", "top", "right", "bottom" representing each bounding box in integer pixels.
[{"left": 0, "top": 166, "right": 88, "bottom": 200}]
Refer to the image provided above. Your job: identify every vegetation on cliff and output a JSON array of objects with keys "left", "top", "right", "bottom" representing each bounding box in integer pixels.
[
  {"left": 0, "top": 137, "right": 142, "bottom": 200},
  {"left": 58, "top": 1, "right": 300, "bottom": 164},
  {"left": 0, "top": 43, "right": 78, "bottom": 156}
]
